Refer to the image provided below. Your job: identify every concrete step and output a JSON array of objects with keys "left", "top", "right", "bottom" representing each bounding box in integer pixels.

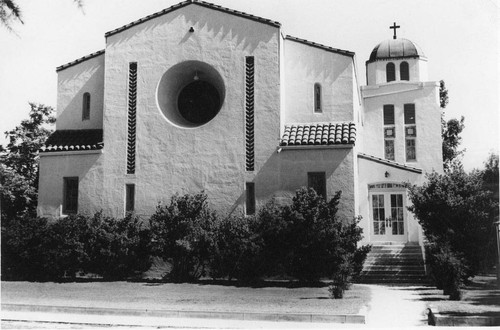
[{"left": 357, "top": 243, "right": 427, "bottom": 284}]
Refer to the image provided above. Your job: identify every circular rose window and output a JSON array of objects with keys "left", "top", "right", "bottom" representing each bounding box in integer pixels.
[{"left": 157, "top": 61, "right": 225, "bottom": 128}]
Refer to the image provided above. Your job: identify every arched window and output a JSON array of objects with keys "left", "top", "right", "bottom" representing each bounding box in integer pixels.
[
  {"left": 400, "top": 61, "right": 409, "bottom": 81},
  {"left": 314, "top": 83, "right": 322, "bottom": 113},
  {"left": 386, "top": 62, "right": 395, "bottom": 82},
  {"left": 82, "top": 92, "right": 91, "bottom": 120}
]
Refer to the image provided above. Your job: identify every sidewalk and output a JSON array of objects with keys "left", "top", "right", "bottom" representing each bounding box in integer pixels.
[{"left": 1, "top": 281, "right": 434, "bottom": 328}]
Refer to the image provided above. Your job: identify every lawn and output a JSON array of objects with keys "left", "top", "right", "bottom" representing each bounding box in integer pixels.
[
  {"left": 1, "top": 280, "right": 371, "bottom": 315},
  {"left": 418, "top": 274, "right": 500, "bottom": 317}
]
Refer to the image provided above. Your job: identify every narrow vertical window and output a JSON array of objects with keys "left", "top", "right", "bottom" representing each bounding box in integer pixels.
[
  {"left": 383, "top": 105, "right": 395, "bottom": 161},
  {"left": 125, "top": 184, "right": 135, "bottom": 213},
  {"left": 245, "top": 56, "right": 255, "bottom": 172},
  {"left": 314, "top": 83, "right": 322, "bottom": 113},
  {"left": 386, "top": 62, "right": 395, "bottom": 82},
  {"left": 82, "top": 92, "right": 91, "bottom": 120},
  {"left": 127, "top": 62, "right": 138, "bottom": 174},
  {"left": 404, "top": 104, "right": 417, "bottom": 161},
  {"left": 63, "top": 177, "right": 78, "bottom": 214},
  {"left": 308, "top": 172, "right": 327, "bottom": 199},
  {"left": 400, "top": 61, "right": 409, "bottom": 81},
  {"left": 245, "top": 182, "right": 255, "bottom": 215}
]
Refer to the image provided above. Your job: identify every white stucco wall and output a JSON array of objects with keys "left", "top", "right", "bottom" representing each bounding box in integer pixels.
[
  {"left": 37, "top": 151, "right": 104, "bottom": 218},
  {"left": 56, "top": 54, "right": 105, "bottom": 130},
  {"left": 255, "top": 147, "right": 356, "bottom": 220},
  {"left": 101, "top": 4, "right": 281, "bottom": 217},
  {"left": 366, "top": 58, "right": 428, "bottom": 86},
  {"left": 283, "top": 39, "right": 355, "bottom": 124},
  {"left": 360, "top": 81, "right": 443, "bottom": 173}
]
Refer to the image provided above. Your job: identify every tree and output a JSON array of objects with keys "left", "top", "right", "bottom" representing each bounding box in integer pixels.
[
  {"left": 407, "top": 164, "right": 498, "bottom": 297},
  {"left": 0, "top": 0, "right": 22, "bottom": 31},
  {"left": 1, "top": 0, "right": 83, "bottom": 31},
  {"left": 440, "top": 80, "right": 465, "bottom": 170},
  {"left": 482, "top": 152, "right": 499, "bottom": 194},
  {"left": 0, "top": 103, "right": 55, "bottom": 221}
]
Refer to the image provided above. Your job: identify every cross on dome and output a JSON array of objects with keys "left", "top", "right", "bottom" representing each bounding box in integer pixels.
[{"left": 390, "top": 22, "right": 400, "bottom": 39}]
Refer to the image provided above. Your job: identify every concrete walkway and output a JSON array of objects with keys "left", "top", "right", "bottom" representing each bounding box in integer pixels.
[
  {"left": 363, "top": 284, "right": 428, "bottom": 327},
  {"left": 1, "top": 283, "right": 431, "bottom": 328}
]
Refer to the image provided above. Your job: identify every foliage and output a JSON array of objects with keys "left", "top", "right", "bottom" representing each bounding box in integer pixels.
[
  {"left": 149, "top": 192, "right": 218, "bottom": 282},
  {"left": 208, "top": 215, "right": 263, "bottom": 281},
  {"left": 442, "top": 116, "right": 465, "bottom": 170},
  {"left": 407, "top": 164, "right": 498, "bottom": 282},
  {"left": 79, "top": 212, "right": 152, "bottom": 280},
  {"left": 439, "top": 80, "right": 465, "bottom": 170},
  {"left": 1, "top": 216, "right": 52, "bottom": 281},
  {"left": 0, "top": 0, "right": 83, "bottom": 31},
  {"left": 482, "top": 152, "right": 499, "bottom": 195},
  {"left": 255, "top": 188, "right": 370, "bottom": 296},
  {"left": 425, "top": 241, "right": 465, "bottom": 300},
  {"left": 1, "top": 213, "right": 152, "bottom": 281},
  {"left": 439, "top": 80, "right": 449, "bottom": 109},
  {"left": 0, "top": 103, "right": 55, "bottom": 222}
]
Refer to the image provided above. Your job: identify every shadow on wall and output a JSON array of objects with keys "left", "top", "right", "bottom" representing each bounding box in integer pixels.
[
  {"left": 106, "top": 5, "right": 277, "bottom": 54},
  {"left": 226, "top": 147, "right": 354, "bottom": 217},
  {"left": 57, "top": 60, "right": 104, "bottom": 129}
]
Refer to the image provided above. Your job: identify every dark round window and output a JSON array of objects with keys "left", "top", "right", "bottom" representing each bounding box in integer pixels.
[{"left": 177, "top": 80, "right": 221, "bottom": 125}]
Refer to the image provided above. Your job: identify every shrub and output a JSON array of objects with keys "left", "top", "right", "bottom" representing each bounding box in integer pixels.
[
  {"left": 149, "top": 192, "right": 218, "bottom": 282},
  {"left": 408, "top": 165, "right": 498, "bottom": 280},
  {"left": 1, "top": 216, "right": 53, "bottom": 281},
  {"left": 208, "top": 215, "right": 263, "bottom": 281},
  {"left": 83, "top": 212, "right": 152, "bottom": 280},
  {"left": 2, "top": 212, "right": 152, "bottom": 281},
  {"left": 425, "top": 240, "right": 466, "bottom": 300},
  {"left": 255, "top": 188, "right": 370, "bottom": 295}
]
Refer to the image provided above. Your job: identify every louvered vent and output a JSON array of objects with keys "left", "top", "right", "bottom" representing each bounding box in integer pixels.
[
  {"left": 245, "top": 56, "right": 255, "bottom": 172},
  {"left": 127, "top": 62, "right": 137, "bottom": 174}
]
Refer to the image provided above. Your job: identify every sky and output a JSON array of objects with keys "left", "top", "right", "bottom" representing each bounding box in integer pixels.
[{"left": 0, "top": 0, "right": 498, "bottom": 171}]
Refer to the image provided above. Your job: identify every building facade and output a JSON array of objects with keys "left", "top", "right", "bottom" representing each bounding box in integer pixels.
[{"left": 38, "top": 0, "right": 442, "bottom": 246}]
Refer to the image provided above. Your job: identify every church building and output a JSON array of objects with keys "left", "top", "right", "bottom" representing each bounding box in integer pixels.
[{"left": 37, "top": 0, "right": 443, "bottom": 248}]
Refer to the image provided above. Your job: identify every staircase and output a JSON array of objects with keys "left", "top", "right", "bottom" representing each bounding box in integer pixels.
[{"left": 357, "top": 244, "right": 428, "bottom": 284}]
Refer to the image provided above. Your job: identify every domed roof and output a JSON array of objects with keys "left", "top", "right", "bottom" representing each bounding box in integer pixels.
[{"left": 368, "top": 38, "right": 425, "bottom": 63}]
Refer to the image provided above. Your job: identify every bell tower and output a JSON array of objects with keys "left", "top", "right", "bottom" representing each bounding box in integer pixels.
[{"left": 366, "top": 23, "right": 428, "bottom": 85}]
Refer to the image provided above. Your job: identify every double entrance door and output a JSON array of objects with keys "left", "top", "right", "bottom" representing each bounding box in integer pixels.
[{"left": 370, "top": 191, "right": 407, "bottom": 242}]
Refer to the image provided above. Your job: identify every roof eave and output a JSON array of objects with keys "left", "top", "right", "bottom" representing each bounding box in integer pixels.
[
  {"left": 285, "top": 35, "right": 355, "bottom": 57},
  {"left": 104, "top": 0, "right": 281, "bottom": 39}
]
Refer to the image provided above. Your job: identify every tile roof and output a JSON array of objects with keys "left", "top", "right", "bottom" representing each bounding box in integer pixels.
[
  {"left": 280, "top": 122, "right": 356, "bottom": 147},
  {"left": 285, "top": 36, "right": 355, "bottom": 57},
  {"left": 40, "top": 129, "right": 103, "bottom": 153},
  {"left": 56, "top": 50, "right": 105, "bottom": 72},
  {"left": 105, "top": 0, "right": 281, "bottom": 38}
]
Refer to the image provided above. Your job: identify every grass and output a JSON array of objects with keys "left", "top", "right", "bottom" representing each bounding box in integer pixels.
[
  {"left": 1, "top": 280, "right": 371, "bottom": 315},
  {"left": 417, "top": 274, "right": 500, "bottom": 317}
]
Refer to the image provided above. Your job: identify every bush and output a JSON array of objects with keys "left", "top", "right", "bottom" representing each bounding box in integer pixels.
[
  {"left": 2, "top": 216, "right": 53, "bottom": 281},
  {"left": 82, "top": 212, "right": 152, "bottom": 280},
  {"left": 149, "top": 192, "right": 218, "bottom": 282},
  {"left": 425, "top": 241, "right": 466, "bottom": 300},
  {"left": 208, "top": 215, "right": 263, "bottom": 282},
  {"left": 408, "top": 165, "right": 498, "bottom": 281},
  {"left": 2, "top": 213, "right": 152, "bottom": 281},
  {"left": 256, "top": 188, "right": 370, "bottom": 295}
]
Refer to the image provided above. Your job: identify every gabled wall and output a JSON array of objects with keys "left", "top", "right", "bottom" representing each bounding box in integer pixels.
[
  {"left": 283, "top": 39, "right": 354, "bottom": 125},
  {"left": 56, "top": 54, "right": 105, "bottom": 130},
  {"left": 102, "top": 4, "right": 281, "bottom": 217}
]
